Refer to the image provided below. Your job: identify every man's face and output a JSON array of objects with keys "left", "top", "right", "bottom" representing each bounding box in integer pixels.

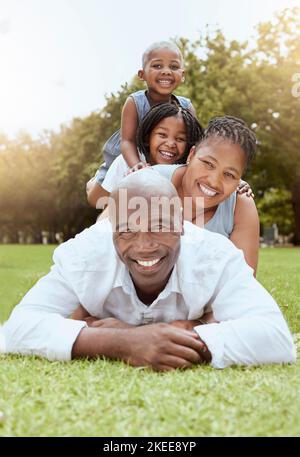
[{"left": 112, "top": 191, "right": 182, "bottom": 291}]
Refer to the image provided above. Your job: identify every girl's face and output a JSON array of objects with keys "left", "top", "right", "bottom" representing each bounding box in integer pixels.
[
  {"left": 148, "top": 115, "right": 187, "bottom": 165},
  {"left": 184, "top": 137, "right": 246, "bottom": 208}
]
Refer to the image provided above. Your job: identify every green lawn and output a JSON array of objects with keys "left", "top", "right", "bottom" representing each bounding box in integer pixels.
[{"left": 0, "top": 245, "right": 299, "bottom": 437}]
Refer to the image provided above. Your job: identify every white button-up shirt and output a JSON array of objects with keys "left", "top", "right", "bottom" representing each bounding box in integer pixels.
[{"left": 1, "top": 219, "right": 296, "bottom": 368}]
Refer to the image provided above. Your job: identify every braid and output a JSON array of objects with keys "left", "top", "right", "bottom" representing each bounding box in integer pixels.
[
  {"left": 137, "top": 103, "right": 204, "bottom": 164},
  {"left": 201, "top": 115, "right": 257, "bottom": 168}
]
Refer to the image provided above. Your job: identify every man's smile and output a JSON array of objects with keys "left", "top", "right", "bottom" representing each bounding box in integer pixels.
[{"left": 132, "top": 256, "right": 165, "bottom": 272}]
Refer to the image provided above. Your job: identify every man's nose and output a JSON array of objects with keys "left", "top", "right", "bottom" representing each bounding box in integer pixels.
[{"left": 135, "top": 232, "right": 158, "bottom": 251}]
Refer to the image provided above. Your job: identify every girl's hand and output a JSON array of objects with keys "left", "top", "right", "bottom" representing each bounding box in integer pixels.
[
  {"left": 125, "top": 161, "right": 151, "bottom": 176},
  {"left": 237, "top": 180, "right": 254, "bottom": 198}
]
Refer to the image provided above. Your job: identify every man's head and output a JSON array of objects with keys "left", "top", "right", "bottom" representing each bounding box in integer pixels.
[{"left": 109, "top": 169, "right": 183, "bottom": 297}]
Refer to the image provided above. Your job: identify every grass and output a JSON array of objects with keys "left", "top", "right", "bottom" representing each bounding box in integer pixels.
[{"left": 0, "top": 245, "right": 299, "bottom": 437}]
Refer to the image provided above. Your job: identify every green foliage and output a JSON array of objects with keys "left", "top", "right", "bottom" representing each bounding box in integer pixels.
[{"left": 257, "top": 188, "right": 294, "bottom": 235}]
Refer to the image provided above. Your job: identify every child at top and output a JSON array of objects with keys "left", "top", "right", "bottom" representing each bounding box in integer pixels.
[{"left": 87, "top": 40, "right": 194, "bottom": 207}]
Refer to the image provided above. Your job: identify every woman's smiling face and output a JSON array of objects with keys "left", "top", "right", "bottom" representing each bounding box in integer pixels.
[{"left": 183, "top": 137, "right": 246, "bottom": 208}]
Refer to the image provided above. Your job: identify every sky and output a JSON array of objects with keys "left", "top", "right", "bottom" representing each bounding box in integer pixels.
[{"left": 0, "top": 0, "right": 299, "bottom": 138}]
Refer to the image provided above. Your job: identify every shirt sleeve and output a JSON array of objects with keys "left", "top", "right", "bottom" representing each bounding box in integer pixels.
[
  {"left": 2, "top": 258, "right": 87, "bottom": 362},
  {"left": 194, "top": 249, "right": 296, "bottom": 369},
  {"left": 102, "top": 155, "right": 130, "bottom": 192}
]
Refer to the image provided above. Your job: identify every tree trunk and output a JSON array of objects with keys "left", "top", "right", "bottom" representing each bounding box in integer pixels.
[{"left": 292, "top": 182, "right": 300, "bottom": 245}]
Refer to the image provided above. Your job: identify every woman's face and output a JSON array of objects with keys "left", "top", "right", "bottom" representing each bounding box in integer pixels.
[
  {"left": 148, "top": 115, "right": 187, "bottom": 165},
  {"left": 183, "top": 137, "right": 246, "bottom": 208}
]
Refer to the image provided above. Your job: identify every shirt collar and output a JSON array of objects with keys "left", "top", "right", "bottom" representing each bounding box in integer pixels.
[{"left": 113, "top": 260, "right": 181, "bottom": 302}]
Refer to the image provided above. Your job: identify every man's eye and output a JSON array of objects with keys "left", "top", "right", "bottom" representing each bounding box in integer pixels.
[{"left": 119, "top": 231, "right": 135, "bottom": 238}]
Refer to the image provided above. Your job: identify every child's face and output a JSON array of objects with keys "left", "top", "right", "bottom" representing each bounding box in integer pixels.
[
  {"left": 138, "top": 48, "right": 184, "bottom": 96},
  {"left": 148, "top": 115, "right": 187, "bottom": 165},
  {"left": 184, "top": 137, "right": 246, "bottom": 208}
]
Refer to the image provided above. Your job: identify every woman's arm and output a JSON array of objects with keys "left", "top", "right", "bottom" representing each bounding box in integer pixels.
[
  {"left": 230, "top": 193, "right": 260, "bottom": 275},
  {"left": 121, "top": 97, "right": 141, "bottom": 168}
]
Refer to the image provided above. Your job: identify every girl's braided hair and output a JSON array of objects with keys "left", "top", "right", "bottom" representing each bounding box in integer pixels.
[
  {"left": 200, "top": 115, "right": 257, "bottom": 169},
  {"left": 137, "top": 102, "right": 204, "bottom": 164}
]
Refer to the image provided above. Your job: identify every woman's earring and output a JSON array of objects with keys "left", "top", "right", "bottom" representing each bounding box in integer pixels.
[{"left": 182, "top": 76, "right": 185, "bottom": 82}]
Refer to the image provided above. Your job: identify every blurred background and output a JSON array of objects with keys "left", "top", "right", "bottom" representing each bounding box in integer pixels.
[{"left": 0, "top": 0, "right": 299, "bottom": 244}]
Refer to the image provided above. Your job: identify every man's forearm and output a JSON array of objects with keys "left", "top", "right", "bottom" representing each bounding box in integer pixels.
[
  {"left": 72, "top": 327, "right": 129, "bottom": 360},
  {"left": 72, "top": 323, "right": 208, "bottom": 371}
]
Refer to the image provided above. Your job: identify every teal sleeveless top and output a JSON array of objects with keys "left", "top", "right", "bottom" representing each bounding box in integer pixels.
[
  {"left": 96, "top": 90, "right": 192, "bottom": 185},
  {"left": 153, "top": 164, "right": 236, "bottom": 238}
]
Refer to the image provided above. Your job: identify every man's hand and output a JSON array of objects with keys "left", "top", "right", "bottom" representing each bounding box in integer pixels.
[
  {"left": 72, "top": 322, "right": 212, "bottom": 370},
  {"left": 123, "top": 323, "right": 211, "bottom": 370}
]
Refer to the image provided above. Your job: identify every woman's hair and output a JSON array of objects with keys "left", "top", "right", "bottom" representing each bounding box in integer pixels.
[
  {"left": 199, "top": 115, "right": 257, "bottom": 169},
  {"left": 137, "top": 103, "right": 204, "bottom": 164}
]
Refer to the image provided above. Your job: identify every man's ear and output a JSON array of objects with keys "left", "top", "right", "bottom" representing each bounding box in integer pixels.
[
  {"left": 138, "top": 69, "right": 145, "bottom": 81},
  {"left": 186, "top": 145, "right": 196, "bottom": 164}
]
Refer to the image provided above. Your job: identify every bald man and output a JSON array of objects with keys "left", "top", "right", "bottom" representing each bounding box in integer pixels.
[{"left": 1, "top": 170, "right": 296, "bottom": 370}]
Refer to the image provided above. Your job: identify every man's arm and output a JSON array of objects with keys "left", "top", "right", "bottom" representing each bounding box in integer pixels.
[
  {"left": 72, "top": 324, "right": 210, "bottom": 371},
  {"left": 2, "top": 249, "right": 208, "bottom": 369},
  {"left": 194, "top": 248, "right": 296, "bottom": 369},
  {"left": 2, "top": 258, "right": 87, "bottom": 361}
]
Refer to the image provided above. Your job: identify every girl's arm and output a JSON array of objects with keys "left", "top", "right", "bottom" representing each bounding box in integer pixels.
[
  {"left": 230, "top": 193, "right": 260, "bottom": 276},
  {"left": 121, "top": 97, "right": 142, "bottom": 168}
]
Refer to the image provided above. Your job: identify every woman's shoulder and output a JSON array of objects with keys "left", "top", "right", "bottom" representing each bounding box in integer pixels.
[{"left": 234, "top": 193, "right": 259, "bottom": 224}]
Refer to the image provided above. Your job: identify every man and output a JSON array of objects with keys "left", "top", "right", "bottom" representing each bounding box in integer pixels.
[{"left": 1, "top": 170, "right": 296, "bottom": 370}]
